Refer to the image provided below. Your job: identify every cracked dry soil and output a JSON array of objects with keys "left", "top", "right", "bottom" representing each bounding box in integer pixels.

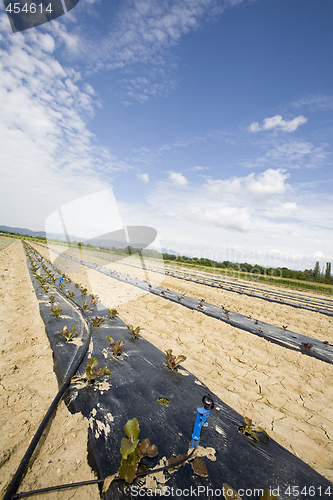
[{"left": 32, "top": 241, "right": 333, "bottom": 483}]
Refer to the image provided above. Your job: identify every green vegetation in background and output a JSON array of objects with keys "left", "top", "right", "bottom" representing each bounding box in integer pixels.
[{"left": 2, "top": 230, "right": 331, "bottom": 295}]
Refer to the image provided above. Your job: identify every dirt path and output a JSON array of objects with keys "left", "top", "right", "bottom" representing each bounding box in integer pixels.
[
  {"left": 31, "top": 242, "right": 333, "bottom": 483},
  {"left": 0, "top": 240, "right": 100, "bottom": 499}
]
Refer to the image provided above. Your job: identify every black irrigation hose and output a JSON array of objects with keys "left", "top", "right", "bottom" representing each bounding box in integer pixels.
[
  {"left": 11, "top": 448, "right": 196, "bottom": 499},
  {"left": 3, "top": 244, "right": 93, "bottom": 500},
  {"left": 33, "top": 242, "right": 333, "bottom": 316},
  {"left": 61, "top": 245, "right": 333, "bottom": 309}
]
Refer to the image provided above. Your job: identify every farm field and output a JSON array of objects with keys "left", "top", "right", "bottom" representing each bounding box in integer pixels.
[
  {"left": 0, "top": 240, "right": 100, "bottom": 499},
  {"left": 26, "top": 240, "right": 333, "bottom": 483}
]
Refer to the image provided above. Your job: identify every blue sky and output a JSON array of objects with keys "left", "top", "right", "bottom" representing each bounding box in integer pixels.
[{"left": 0, "top": 0, "right": 332, "bottom": 270}]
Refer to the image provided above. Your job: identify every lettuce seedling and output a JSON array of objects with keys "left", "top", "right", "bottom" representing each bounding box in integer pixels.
[
  {"left": 49, "top": 305, "right": 62, "bottom": 317},
  {"left": 49, "top": 295, "right": 56, "bottom": 304},
  {"left": 91, "top": 316, "right": 105, "bottom": 327},
  {"left": 85, "top": 357, "right": 111, "bottom": 383},
  {"left": 238, "top": 417, "right": 269, "bottom": 442},
  {"left": 127, "top": 324, "right": 140, "bottom": 339},
  {"left": 80, "top": 287, "right": 88, "bottom": 295},
  {"left": 55, "top": 325, "right": 78, "bottom": 342},
  {"left": 164, "top": 349, "right": 187, "bottom": 371},
  {"left": 118, "top": 418, "right": 158, "bottom": 484},
  {"left": 67, "top": 291, "right": 75, "bottom": 298},
  {"left": 301, "top": 342, "right": 313, "bottom": 351},
  {"left": 83, "top": 301, "right": 92, "bottom": 312},
  {"left": 90, "top": 293, "right": 97, "bottom": 305},
  {"left": 107, "top": 336, "right": 125, "bottom": 356},
  {"left": 108, "top": 308, "right": 118, "bottom": 319}
]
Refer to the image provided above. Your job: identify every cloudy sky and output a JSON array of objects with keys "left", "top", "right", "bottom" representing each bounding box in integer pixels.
[{"left": 0, "top": 0, "right": 332, "bottom": 270}]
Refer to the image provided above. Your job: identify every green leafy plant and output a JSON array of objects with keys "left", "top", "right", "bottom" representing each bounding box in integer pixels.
[
  {"left": 83, "top": 301, "right": 93, "bottom": 312},
  {"left": 49, "top": 305, "right": 62, "bottom": 318},
  {"left": 238, "top": 417, "right": 269, "bottom": 442},
  {"left": 164, "top": 349, "right": 187, "bottom": 371},
  {"left": 67, "top": 291, "right": 75, "bottom": 298},
  {"left": 127, "top": 324, "right": 140, "bottom": 339},
  {"left": 107, "top": 336, "right": 125, "bottom": 356},
  {"left": 89, "top": 293, "right": 97, "bottom": 305},
  {"left": 74, "top": 283, "right": 80, "bottom": 288},
  {"left": 108, "top": 308, "right": 118, "bottom": 319},
  {"left": 118, "top": 418, "right": 158, "bottom": 484},
  {"left": 301, "top": 342, "right": 313, "bottom": 351},
  {"left": 55, "top": 325, "right": 78, "bottom": 342},
  {"left": 85, "top": 357, "right": 111, "bottom": 383},
  {"left": 91, "top": 316, "right": 105, "bottom": 327},
  {"left": 80, "top": 287, "right": 88, "bottom": 295},
  {"left": 49, "top": 295, "right": 56, "bottom": 304}
]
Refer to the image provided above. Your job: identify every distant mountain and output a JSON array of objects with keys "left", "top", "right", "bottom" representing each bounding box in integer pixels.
[
  {"left": 161, "top": 248, "right": 181, "bottom": 256},
  {"left": 0, "top": 225, "right": 47, "bottom": 238}
]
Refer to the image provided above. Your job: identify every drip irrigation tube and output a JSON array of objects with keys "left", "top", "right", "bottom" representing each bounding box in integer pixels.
[
  {"left": 11, "top": 449, "right": 196, "bottom": 499},
  {"left": 33, "top": 243, "right": 333, "bottom": 365},
  {"left": 46, "top": 243, "right": 333, "bottom": 314},
  {"left": 18, "top": 242, "right": 333, "bottom": 499},
  {"left": 3, "top": 244, "right": 93, "bottom": 500}
]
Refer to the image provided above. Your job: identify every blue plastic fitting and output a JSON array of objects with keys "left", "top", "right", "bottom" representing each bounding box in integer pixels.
[
  {"left": 58, "top": 276, "right": 64, "bottom": 286},
  {"left": 190, "top": 406, "right": 211, "bottom": 448}
]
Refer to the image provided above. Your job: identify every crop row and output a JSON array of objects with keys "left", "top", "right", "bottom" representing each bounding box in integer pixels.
[
  {"left": 45, "top": 243, "right": 333, "bottom": 315},
  {"left": 29, "top": 242, "right": 333, "bottom": 365}
]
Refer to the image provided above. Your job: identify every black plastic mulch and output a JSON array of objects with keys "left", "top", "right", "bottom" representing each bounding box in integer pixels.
[
  {"left": 22, "top": 242, "right": 333, "bottom": 499},
  {"left": 39, "top": 245, "right": 333, "bottom": 365}
]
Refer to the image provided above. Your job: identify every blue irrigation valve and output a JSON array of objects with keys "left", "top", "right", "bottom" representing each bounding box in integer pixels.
[
  {"left": 58, "top": 276, "right": 64, "bottom": 286},
  {"left": 190, "top": 394, "right": 214, "bottom": 448}
]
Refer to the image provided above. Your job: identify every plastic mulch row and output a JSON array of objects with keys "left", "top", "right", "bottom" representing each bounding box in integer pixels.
[
  {"left": 42, "top": 245, "right": 333, "bottom": 365},
  {"left": 21, "top": 242, "right": 333, "bottom": 499},
  {"left": 73, "top": 248, "right": 333, "bottom": 315}
]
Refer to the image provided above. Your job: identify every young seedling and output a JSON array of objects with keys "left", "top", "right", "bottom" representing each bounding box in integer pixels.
[
  {"left": 107, "top": 336, "right": 125, "bottom": 356},
  {"left": 83, "top": 301, "right": 93, "bottom": 312},
  {"left": 79, "top": 287, "right": 88, "bottom": 295},
  {"left": 281, "top": 325, "right": 288, "bottom": 330},
  {"left": 91, "top": 316, "right": 105, "bottom": 327},
  {"left": 74, "top": 283, "right": 80, "bottom": 288},
  {"left": 67, "top": 291, "right": 75, "bottom": 298},
  {"left": 127, "top": 324, "right": 140, "bottom": 339},
  {"left": 118, "top": 418, "right": 158, "bottom": 484},
  {"left": 90, "top": 293, "right": 97, "bottom": 305},
  {"left": 164, "top": 349, "right": 187, "bottom": 371},
  {"left": 85, "top": 357, "right": 111, "bottom": 383},
  {"left": 238, "top": 417, "right": 269, "bottom": 442},
  {"left": 49, "top": 305, "right": 62, "bottom": 318},
  {"left": 301, "top": 342, "right": 313, "bottom": 351},
  {"left": 49, "top": 295, "right": 56, "bottom": 304},
  {"left": 108, "top": 308, "right": 118, "bottom": 319},
  {"left": 55, "top": 325, "right": 78, "bottom": 342}
]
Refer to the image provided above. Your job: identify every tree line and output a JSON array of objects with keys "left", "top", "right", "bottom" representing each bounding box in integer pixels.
[{"left": 163, "top": 253, "right": 332, "bottom": 284}]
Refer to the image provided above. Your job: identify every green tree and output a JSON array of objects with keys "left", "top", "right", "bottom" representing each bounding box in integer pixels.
[
  {"left": 313, "top": 261, "right": 321, "bottom": 280},
  {"left": 325, "top": 262, "right": 332, "bottom": 283}
]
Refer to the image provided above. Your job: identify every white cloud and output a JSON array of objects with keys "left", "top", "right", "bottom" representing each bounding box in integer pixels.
[
  {"left": 292, "top": 93, "right": 333, "bottom": 112},
  {"left": 241, "top": 140, "right": 328, "bottom": 171},
  {"left": 190, "top": 206, "right": 251, "bottom": 231},
  {"left": 249, "top": 114, "right": 308, "bottom": 133},
  {"left": 203, "top": 168, "right": 290, "bottom": 201},
  {"left": 0, "top": 24, "right": 129, "bottom": 229},
  {"left": 138, "top": 173, "right": 149, "bottom": 183},
  {"left": 265, "top": 202, "right": 298, "bottom": 219},
  {"left": 168, "top": 171, "right": 188, "bottom": 185}
]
